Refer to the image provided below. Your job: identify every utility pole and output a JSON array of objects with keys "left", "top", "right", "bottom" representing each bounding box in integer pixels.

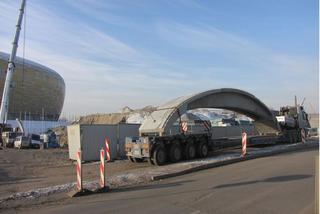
[{"left": 0, "top": 0, "right": 27, "bottom": 124}]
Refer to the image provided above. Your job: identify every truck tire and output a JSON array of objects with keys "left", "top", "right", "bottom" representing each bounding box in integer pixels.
[
  {"left": 293, "top": 132, "right": 297, "bottom": 143},
  {"left": 286, "top": 131, "right": 293, "bottom": 143},
  {"left": 185, "top": 142, "right": 196, "bottom": 160},
  {"left": 297, "top": 130, "right": 302, "bottom": 142},
  {"left": 197, "top": 142, "right": 208, "bottom": 158},
  {"left": 288, "top": 131, "right": 296, "bottom": 144},
  {"left": 169, "top": 143, "right": 182, "bottom": 163},
  {"left": 153, "top": 146, "right": 167, "bottom": 166}
]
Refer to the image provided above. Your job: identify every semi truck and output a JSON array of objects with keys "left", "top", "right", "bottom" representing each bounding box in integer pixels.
[{"left": 125, "top": 98, "right": 310, "bottom": 166}]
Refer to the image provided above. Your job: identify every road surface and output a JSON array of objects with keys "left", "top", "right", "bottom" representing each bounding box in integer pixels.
[{"left": 16, "top": 148, "right": 319, "bottom": 214}]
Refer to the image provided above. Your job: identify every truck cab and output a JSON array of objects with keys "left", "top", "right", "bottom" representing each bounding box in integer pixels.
[
  {"left": 2, "top": 131, "right": 22, "bottom": 148},
  {"left": 275, "top": 105, "right": 311, "bottom": 143},
  {"left": 14, "top": 135, "right": 31, "bottom": 149}
]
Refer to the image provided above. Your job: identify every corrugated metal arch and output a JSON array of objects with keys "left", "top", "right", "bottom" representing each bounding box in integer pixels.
[{"left": 139, "top": 88, "right": 279, "bottom": 135}]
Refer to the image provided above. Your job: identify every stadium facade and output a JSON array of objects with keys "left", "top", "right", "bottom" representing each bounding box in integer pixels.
[{"left": 0, "top": 52, "right": 65, "bottom": 121}]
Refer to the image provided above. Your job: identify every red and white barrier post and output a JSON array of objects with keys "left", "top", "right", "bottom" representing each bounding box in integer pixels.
[
  {"left": 99, "top": 149, "right": 105, "bottom": 188},
  {"left": 242, "top": 132, "right": 247, "bottom": 157},
  {"left": 181, "top": 121, "right": 188, "bottom": 133},
  {"left": 105, "top": 138, "right": 111, "bottom": 162},
  {"left": 76, "top": 150, "right": 82, "bottom": 191},
  {"left": 301, "top": 129, "right": 306, "bottom": 144}
]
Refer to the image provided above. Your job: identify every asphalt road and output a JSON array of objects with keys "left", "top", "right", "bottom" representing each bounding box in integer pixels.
[{"left": 21, "top": 148, "right": 318, "bottom": 214}]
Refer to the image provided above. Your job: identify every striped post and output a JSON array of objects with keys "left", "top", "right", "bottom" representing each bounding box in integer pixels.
[
  {"left": 99, "top": 149, "right": 105, "bottom": 188},
  {"left": 301, "top": 129, "right": 306, "bottom": 144},
  {"left": 76, "top": 150, "right": 82, "bottom": 191},
  {"left": 242, "top": 132, "right": 247, "bottom": 157},
  {"left": 105, "top": 138, "right": 111, "bottom": 161},
  {"left": 181, "top": 121, "right": 188, "bottom": 133}
]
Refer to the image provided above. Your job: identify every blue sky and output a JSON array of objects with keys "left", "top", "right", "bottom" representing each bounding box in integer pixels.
[{"left": 0, "top": 0, "right": 318, "bottom": 115}]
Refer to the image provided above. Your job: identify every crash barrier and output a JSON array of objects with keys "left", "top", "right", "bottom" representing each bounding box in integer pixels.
[
  {"left": 242, "top": 132, "right": 247, "bottom": 157},
  {"left": 100, "top": 149, "right": 105, "bottom": 188},
  {"left": 301, "top": 129, "right": 306, "bottom": 144},
  {"left": 76, "top": 150, "right": 82, "bottom": 191}
]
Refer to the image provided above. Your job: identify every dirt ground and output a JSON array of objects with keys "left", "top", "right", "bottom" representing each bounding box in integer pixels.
[
  {"left": 0, "top": 148, "right": 150, "bottom": 198},
  {"left": 0, "top": 147, "right": 237, "bottom": 199}
]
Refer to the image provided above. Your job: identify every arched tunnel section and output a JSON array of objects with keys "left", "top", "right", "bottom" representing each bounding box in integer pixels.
[{"left": 139, "top": 88, "right": 279, "bottom": 136}]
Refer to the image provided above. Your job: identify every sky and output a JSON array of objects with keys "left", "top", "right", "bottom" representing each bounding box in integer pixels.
[{"left": 0, "top": 0, "right": 318, "bottom": 116}]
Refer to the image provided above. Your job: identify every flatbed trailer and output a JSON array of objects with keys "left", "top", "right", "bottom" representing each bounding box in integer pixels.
[
  {"left": 126, "top": 132, "right": 212, "bottom": 165},
  {"left": 125, "top": 131, "right": 303, "bottom": 166},
  {"left": 210, "top": 135, "right": 281, "bottom": 149}
]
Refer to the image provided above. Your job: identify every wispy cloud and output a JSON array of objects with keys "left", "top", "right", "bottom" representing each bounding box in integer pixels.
[
  {"left": 154, "top": 22, "right": 318, "bottom": 112},
  {"left": 0, "top": 0, "right": 318, "bottom": 115},
  {"left": 156, "top": 22, "right": 316, "bottom": 73},
  {"left": 1, "top": 0, "right": 213, "bottom": 114}
]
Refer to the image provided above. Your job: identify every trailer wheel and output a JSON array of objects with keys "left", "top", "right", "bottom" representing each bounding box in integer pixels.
[
  {"left": 153, "top": 146, "right": 167, "bottom": 166},
  {"left": 297, "top": 130, "right": 302, "bottom": 142},
  {"left": 197, "top": 142, "right": 208, "bottom": 158},
  {"left": 169, "top": 143, "right": 182, "bottom": 163},
  {"left": 288, "top": 131, "right": 296, "bottom": 144},
  {"left": 288, "top": 132, "right": 292, "bottom": 143},
  {"left": 293, "top": 132, "right": 298, "bottom": 143},
  {"left": 185, "top": 142, "right": 196, "bottom": 160}
]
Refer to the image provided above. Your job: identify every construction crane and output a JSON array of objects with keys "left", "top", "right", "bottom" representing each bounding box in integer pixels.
[
  {"left": 0, "top": 0, "right": 26, "bottom": 124},
  {"left": 0, "top": 0, "right": 26, "bottom": 145}
]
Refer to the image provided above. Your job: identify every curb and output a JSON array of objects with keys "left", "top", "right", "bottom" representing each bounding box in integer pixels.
[{"left": 151, "top": 142, "right": 318, "bottom": 181}]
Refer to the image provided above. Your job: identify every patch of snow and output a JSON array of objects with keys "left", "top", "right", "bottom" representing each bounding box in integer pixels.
[{"left": 126, "top": 113, "right": 145, "bottom": 124}]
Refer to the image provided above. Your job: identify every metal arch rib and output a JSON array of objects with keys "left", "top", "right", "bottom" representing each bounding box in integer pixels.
[{"left": 139, "top": 88, "right": 279, "bottom": 136}]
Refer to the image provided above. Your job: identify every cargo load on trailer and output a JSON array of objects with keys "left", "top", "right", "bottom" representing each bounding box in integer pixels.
[{"left": 125, "top": 89, "right": 311, "bottom": 166}]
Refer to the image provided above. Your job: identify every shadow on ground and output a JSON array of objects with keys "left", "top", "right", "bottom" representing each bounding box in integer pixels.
[
  {"left": 111, "top": 179, "right": 195, "bottom": 193},
  {"left": 213, "top": 174, "right": 312, "bottom": 189}
]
